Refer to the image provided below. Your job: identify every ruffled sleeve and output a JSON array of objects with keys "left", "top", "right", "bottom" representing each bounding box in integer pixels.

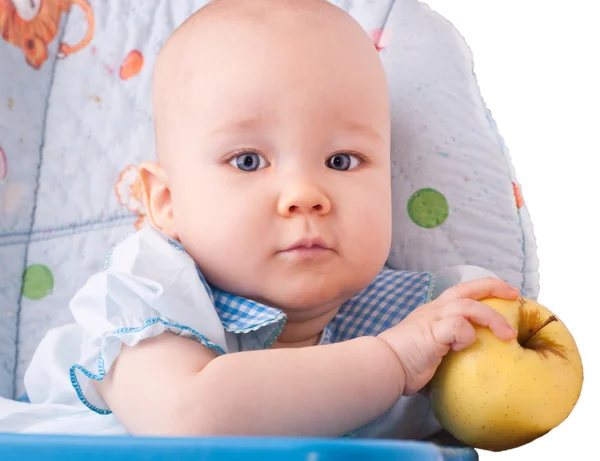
[{"left": 26, "top": 226, "right": 228, "bottom": 415}]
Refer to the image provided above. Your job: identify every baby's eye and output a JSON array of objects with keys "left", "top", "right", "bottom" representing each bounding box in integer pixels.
[
  {"left": 230, "top": 151, "right": 269, "bottom": 172},
  {"left": 326, "top": 153, "right": 362, "bottom": 171}
]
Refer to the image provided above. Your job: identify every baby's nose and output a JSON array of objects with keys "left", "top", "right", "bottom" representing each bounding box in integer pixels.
[{"left": 277, "top": 180, "right": 331, "bottom": 217}]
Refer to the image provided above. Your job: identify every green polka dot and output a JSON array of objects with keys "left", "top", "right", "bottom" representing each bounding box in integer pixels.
[
  {"left": 407, "top": 188, "right": 449, "bottom": 228},
  {"left": 22, "top": 264, "right": 54, "bottom": 300}
]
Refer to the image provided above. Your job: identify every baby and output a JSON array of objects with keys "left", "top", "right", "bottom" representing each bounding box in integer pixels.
[{"left": 0, "top": 0, "right": 519, "bottom": 439}]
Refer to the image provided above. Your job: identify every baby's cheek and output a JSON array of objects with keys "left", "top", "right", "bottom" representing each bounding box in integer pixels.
[
  {"left": 336, "top": 201, "right": 390, "bottom": 294},
  {"left": 185, "top": 206, "right": 264, "bottom": 285},
  {"left": 349, "top": 193, "right": 391, "bottom": 253}
]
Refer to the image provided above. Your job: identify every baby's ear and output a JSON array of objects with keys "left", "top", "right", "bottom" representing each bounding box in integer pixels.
[{"left": 139, "top": 161, "right": 178, "bottom": 239}]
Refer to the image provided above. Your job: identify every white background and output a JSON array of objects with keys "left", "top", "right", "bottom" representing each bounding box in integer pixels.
[{"left": 420, "top": 1, "right": 600, "bottom": 460}]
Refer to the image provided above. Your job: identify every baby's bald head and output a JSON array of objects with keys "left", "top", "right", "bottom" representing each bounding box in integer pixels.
[
  {"left": 141, "top": 0, "right": 393, "bottom": 315},
  {"left": 151, "top": 0, "right": 389, "bottom": 170}
]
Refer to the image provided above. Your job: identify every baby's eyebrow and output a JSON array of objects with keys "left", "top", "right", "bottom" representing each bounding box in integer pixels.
[
  {"left": 208, "top": 115, "right": 267, "bottom": 136},
  {"left": 338, "top": 119, "right": 386, "bottom": 146},
  {"left": 206, "top": 115, "right": 386, "bottom": 146}
]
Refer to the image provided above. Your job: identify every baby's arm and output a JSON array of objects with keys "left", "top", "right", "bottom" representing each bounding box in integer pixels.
[
  {"left": 95, "top": 331, "right": 404, "bottom": 437},
  {"left": 96, "top": 277, "right": 518, "bottom": 437}
]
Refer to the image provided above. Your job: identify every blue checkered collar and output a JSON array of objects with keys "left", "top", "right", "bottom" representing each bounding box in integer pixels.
[{"left": 167, "top": 238, "right": 434, "bottom": 349}]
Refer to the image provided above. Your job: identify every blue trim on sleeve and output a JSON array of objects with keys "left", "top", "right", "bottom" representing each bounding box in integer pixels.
[
  {"left": 111, "top": 318, "right": 226, "bottom": 356},
  {"left": 69, "top": 357, "right": 112, "bottom": 415},
  {"left": 69, "top": 318, "right": 226, "bottom": 415}
]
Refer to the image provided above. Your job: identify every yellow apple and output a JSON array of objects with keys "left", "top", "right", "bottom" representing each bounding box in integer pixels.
[{"left": 428, "top": 296, "right": 584, "bottom": 452}]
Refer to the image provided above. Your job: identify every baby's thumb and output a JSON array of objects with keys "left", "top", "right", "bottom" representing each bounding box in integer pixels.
[{"left": 432, "top": 316, "right": 477, "bottom": 352}]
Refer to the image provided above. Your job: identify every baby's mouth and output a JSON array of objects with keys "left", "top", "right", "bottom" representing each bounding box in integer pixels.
[{"left": 277, "top": 237, "right": 333, "bottom": 260}]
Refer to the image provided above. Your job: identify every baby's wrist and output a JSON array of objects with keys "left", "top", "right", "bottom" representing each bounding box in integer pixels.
[{"left": 373, "top": 335, "right": 406, "bottom": 400}]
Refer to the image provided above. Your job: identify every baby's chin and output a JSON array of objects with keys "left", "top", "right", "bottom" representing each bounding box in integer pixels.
[{"left": 254, "top": 273, "right": 368, "bottom": 315}]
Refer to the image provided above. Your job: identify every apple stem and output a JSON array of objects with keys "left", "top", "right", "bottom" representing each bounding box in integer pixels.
[{"left": 522, "top": 315, "right": 558, "bottom": 347}]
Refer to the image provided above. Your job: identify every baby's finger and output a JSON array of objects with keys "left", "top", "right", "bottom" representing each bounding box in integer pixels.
[
  {"left": 436, "top": 277, "right": 520, "bottom": 305},
  {"left": 443, "top": 299, "right": 517, "bottom": 341},
  {"left": 431, "top": 316, "right": 477, "bottom": 351}
]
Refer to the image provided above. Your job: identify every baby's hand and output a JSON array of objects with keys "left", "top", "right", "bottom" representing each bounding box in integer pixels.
[{"left": 378, "top": 277, "right": 519, "bottom": 396}]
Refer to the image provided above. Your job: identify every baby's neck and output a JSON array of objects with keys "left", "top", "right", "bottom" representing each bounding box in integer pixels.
[
  {"left": 271, "top": 306, "right": 340, "bottom": 349},
  {"left": 271, "top": 334, "right": 322, "bottom": 349}
]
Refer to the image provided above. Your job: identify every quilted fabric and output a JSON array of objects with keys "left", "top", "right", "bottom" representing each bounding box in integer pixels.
[
  {"left": 0, "top": 0, "right": 539, "bottom": 399},
  {"left": 383, "top": 0, "right": 538, "bottom": 293}
]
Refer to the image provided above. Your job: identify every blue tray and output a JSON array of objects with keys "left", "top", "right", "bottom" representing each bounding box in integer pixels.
[{"left": 0, "top": 433, "right": 478, "bottom": 461}]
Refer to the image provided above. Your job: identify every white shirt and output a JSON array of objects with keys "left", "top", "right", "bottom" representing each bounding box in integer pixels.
[{"left": 0, "top": 226, "right": 498, "bottom": 438}]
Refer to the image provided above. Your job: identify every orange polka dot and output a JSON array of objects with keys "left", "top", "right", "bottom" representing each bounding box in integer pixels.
[
  {"left": 120, "top": 50, "right": 144, "bottom": 80},
  {"left": 512, "top": 182, "right": 524, "bottom": 209}
]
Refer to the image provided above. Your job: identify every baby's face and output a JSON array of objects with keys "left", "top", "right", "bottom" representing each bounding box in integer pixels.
[{"left": 155, "top": 2, "right": 392, "bottom": 317}]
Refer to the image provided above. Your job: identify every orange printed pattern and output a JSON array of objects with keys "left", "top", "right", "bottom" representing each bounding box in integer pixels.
[
  {"left": 512, "top": 181, "right": 524, "bottom": 209},
  {"left": 120, "top": 50, "right": 144, "bottom": 80},
  {"left": 115, "top": 165, "right": 148, "bottom": 230},
  {"left": 0, "top": 0, "right": 94, "bottom": 69}
]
